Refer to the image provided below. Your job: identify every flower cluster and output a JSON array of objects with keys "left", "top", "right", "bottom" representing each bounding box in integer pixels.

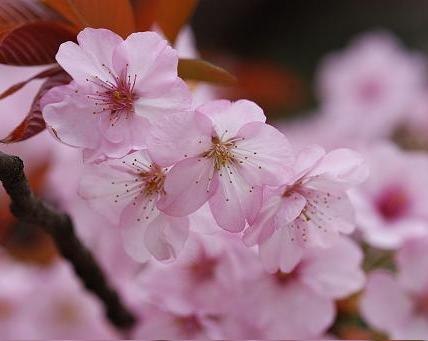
[
  {"left": 41, "top": 28, "right": 367, "bottom": 271},
  {"left": 6, "top": 24, "right": 428, "bottom": 339}
]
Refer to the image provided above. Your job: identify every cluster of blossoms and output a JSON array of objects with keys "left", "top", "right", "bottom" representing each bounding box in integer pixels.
[
  {"left": 42, "top": 27, "right": 368, "bottom": 271},
  {"left": 3, "top": 26, "right": 428, "bottom": 339}
]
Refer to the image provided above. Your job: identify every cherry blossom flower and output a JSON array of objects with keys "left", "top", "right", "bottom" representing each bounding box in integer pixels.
[
  {"left": 79, "top": 150, "right": 188, "bottom": 263},
  {"left": 133, "top": 303, "right": 226, "bottom": 339},
  {"left": 0, "top": 256, "right": 114, "bottom": 339},
  {"left": 349, "top": 142, "right": 428, "bottom": 249},
  {"left": 147, "top": 99, "right": 294, "bottom": 232},
  {"left": 243, "top": 144, "right": 368, "bottom": 272},
  {"left": 316, "top": 31, "right": 426, "bottom": 140},
  {"left": 137, "top": 232, "right": 261, "bottom": 316},
  {"left": 135, "top": 232, "right": 273, "bottom": 338},
  {"left": 241, "top": 237, "right": 364, "bottom": 339},
  {"left": 360, "top": 238, "right": 428, "bottom": 339},
  {"left": 42, "top": 28, "right": 191, "bottom": 162}
]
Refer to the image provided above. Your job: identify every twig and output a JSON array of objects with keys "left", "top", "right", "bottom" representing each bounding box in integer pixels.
[{"left": 0, "top": 151, "right": 137, "bottom": 331}]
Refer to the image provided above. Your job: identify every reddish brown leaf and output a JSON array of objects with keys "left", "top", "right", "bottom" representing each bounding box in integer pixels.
[
  {"left": 156, "top": 0, "right": 198, "bottom": 43},
  {"left": 0, "top": 0, "right": 54, "bottom": 35},
  {"left": 133, "top": 0, "right": 157, "bottom": 32},
  {"left": 43, "top": 0, "right": 135, "bottom": 38},
  {"left": 0, "top": 21, "right": 77, "bottom": 65},
  {"left": 1, "top": 72, "right": 71, "bottom": 143},
  {"left": 178, "top": 58, "right": 237, "bottom": 86},
  {"left": 0, "top": 65, "right": 63, "bottom": 99}
]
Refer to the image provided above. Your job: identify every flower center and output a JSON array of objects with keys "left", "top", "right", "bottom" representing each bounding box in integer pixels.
[
  {"left": 375, "top": 185, "right": 409, "bottom": 221},
  {"left": 139, "top": 164, "right": 166, "bottom": 196},
  {"left": 86, "top": 64, "right": 137, "bottom": 126},
  {"left": 204, "top": 136, "right": 237, "bottom": 170}
]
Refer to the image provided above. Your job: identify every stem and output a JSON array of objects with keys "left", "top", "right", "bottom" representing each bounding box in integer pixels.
[{"left": 0, "top": 151, "right": 137, "bottom": 331}]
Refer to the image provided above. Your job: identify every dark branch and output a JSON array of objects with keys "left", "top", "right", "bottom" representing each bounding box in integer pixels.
[{"left": 0, "top": 151, "right": 137, "bottom": 331}]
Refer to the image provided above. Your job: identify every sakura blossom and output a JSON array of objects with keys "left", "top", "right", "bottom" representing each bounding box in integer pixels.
[
  {"left": 233, "top": 236, "right": 364, "bottom": 339},
  {"left": 349, "top": 142, "right": 428, "bottom": 249},
  {"left": 317, "top": 31, "right": 426, "bottom": 140},
  {"left": 3, "top": 0, "right": 428, "bottom": 338},
  {"left": 42, "top": 28, "right": 191, "bottom": 162},
  {"left": 79, "top": 149, "right": 188, "bottom": 263},
  {"left": 147, "top": 99, "right": 294, "bottom": 232},
  {"left": 243, "top": 144, "right": 368, "bottom": 272},
  {"left": 360, "top": 238, "right": 428, "bottom": 339}
]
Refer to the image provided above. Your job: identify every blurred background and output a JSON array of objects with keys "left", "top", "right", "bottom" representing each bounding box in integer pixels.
[{"left": 190, "top": 0, "right": 428, "bottom": 117}]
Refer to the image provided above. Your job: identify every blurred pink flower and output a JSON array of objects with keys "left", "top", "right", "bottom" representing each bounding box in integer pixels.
[
  {"left": 148, "top": 100, "right": 294, "bottom": 232},
  {"left": 79, "top": 150, "right": 189, "bottom": 263},
  {"left": 243, "top": 144, "right": 368, "bottom": 272},
  {"left": 242, "top": 237, "right": 364, "bottom": 339},
  {"left": 349, "top": 142, "right": 428, "bottom": 249},
  {"left": 133, "top": 303, "right": 225, "bottom": 339},
  {"left": 317, "top": 31, "right": 426, "bottom": 140},
  {"left": 42, "top": 28, "right": 191, "bottom": 162},
  {"left": 360, "top": 238, "right": 428, "bottom": 339},
  {"left": 0, "top": 257, "right": 114, "bottom": 339},
  {"left": 137, "top": 232, "right": 261, "bottom": 316}
]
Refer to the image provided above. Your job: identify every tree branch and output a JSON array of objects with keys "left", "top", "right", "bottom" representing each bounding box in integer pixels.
[{"left": 0, "top": 151, "right": 137, "bottom": 331}]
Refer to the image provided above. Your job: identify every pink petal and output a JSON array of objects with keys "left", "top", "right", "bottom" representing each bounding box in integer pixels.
[
  {"left": 360, "top": 271, "right": 413, "bottom": 334},
  {"left": 299, "top": 187, "right": 356, "bottom": 236},
  {"left": 300, "top": 237, "right": 365, "bottom": 299},
  {"left": 243, "top": 189, "right": 306, "bottom": 246},
  {"left": 42, "top": 83, "right": 100, "bottom": 149},
  {"left": 259, "top": 228, "right": 304, "bottom": 273},
  {"left": 146, "top": 111, "right": 212, "bottom": 166},
  {"left": 396, "top": 238, "right": 428, "bottom": 295},
  {"left": 308, "top": 148, "right": 369, "bottom": 189},
  {"left": 79, "top": 150, "right": 153, "bottom": 224},
  {"left": 275, "top": 192, "right": 307, "bottom": 228},
  {"left": 209, "top": 172, "right": 262, "bottom": 232},
  {"left": 197, "top": 99, "right": 266, "bottom": 140},
  {"left": 144, "top": 214, "right": 189, "bottom": 262},
  {"left": 121, "top": 223, "right": 151, "bottom": 263},
  {"left": 260, "top": 281, "right": 335, "bottom": 338},
  {"left": 112, "top": 32, "right": 173, "bottom": 91},
  {"left": 134, "top": 79, "right": 192, "bottom": 121},
  {"left": 291, "top": 144, "right": 326, "bottom": 182},
  {"left": 235, "top": 121, "right": 294, "bottom": 186},
  {"left": 57, "top": 28, "right": 123, "bottom": 85},
  {"left": 158, "top": 157, "right": 218, "bottom": 216}
]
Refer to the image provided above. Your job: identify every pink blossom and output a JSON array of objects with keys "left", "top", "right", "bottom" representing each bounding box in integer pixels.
[
  {"left": 349, "top": 142, "right": 428, "bottom": 249},
  {"left": 137, "top": 232, "right": 261, "bottom": 316},
  {"left": 360, "top": 238, "right": 428, "bottom": 339},
  {"left": 241, "top": 237, "right": 364, "bottom": 339},
  {"left": 42, "top": 28, "right": 191, "bottom": 162},
  {"left": 147, "top": 100, "right": 294, "bottom": 232},
  {"left": 135, "top": 232, "right": 273, "bottom": 339},
  {"left": 317, "top": 31, "right": 426, "bottom": 140},
  {"left": 243, "top": 144, "right": 368, "bottom": 272},
  {"left": 0, "top": 257, "right": 114, "bottom": 339},
  {"left": 79, "top": 150, "right": 189, "bottom": 263},
  {"left": 133, "top": 303, "right": 225, "bottom": 339}
]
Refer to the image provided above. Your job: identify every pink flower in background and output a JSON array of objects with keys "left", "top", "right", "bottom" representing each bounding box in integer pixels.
[
  {"left": 241, "top": 237, "right": 364, "bottom": 339},
  {"left": 360, "top": 238, "right": 428, "bottom": 339},
  {"left": 79, "top": 150, "right": 188, "bottom": 263},
  {"left": 137, "top": 232, "right": 261, "bottom": 316},
  {"left": 0, "top": 257, "right": 114, "bottom": 339},
  {"left": 42, "top": 28, "right": 191, "bottom": 162},
  {"left": 147, "top": 100, "right": 294, "bottom": 232},
  {"left": 135, "top": 232, "right": 277, "bottom": 339},
  {"left": 349, "top": 142, "right": 428, "bottom": 249},
  {"left": 317, "top": 31, "right": 426, "bottom": 140},
  {"left": 133, "top": 303, "right": 225, "bottom": 339},
  {"left": 243, "top": 144, "right": 368, "bottom": 272}
]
